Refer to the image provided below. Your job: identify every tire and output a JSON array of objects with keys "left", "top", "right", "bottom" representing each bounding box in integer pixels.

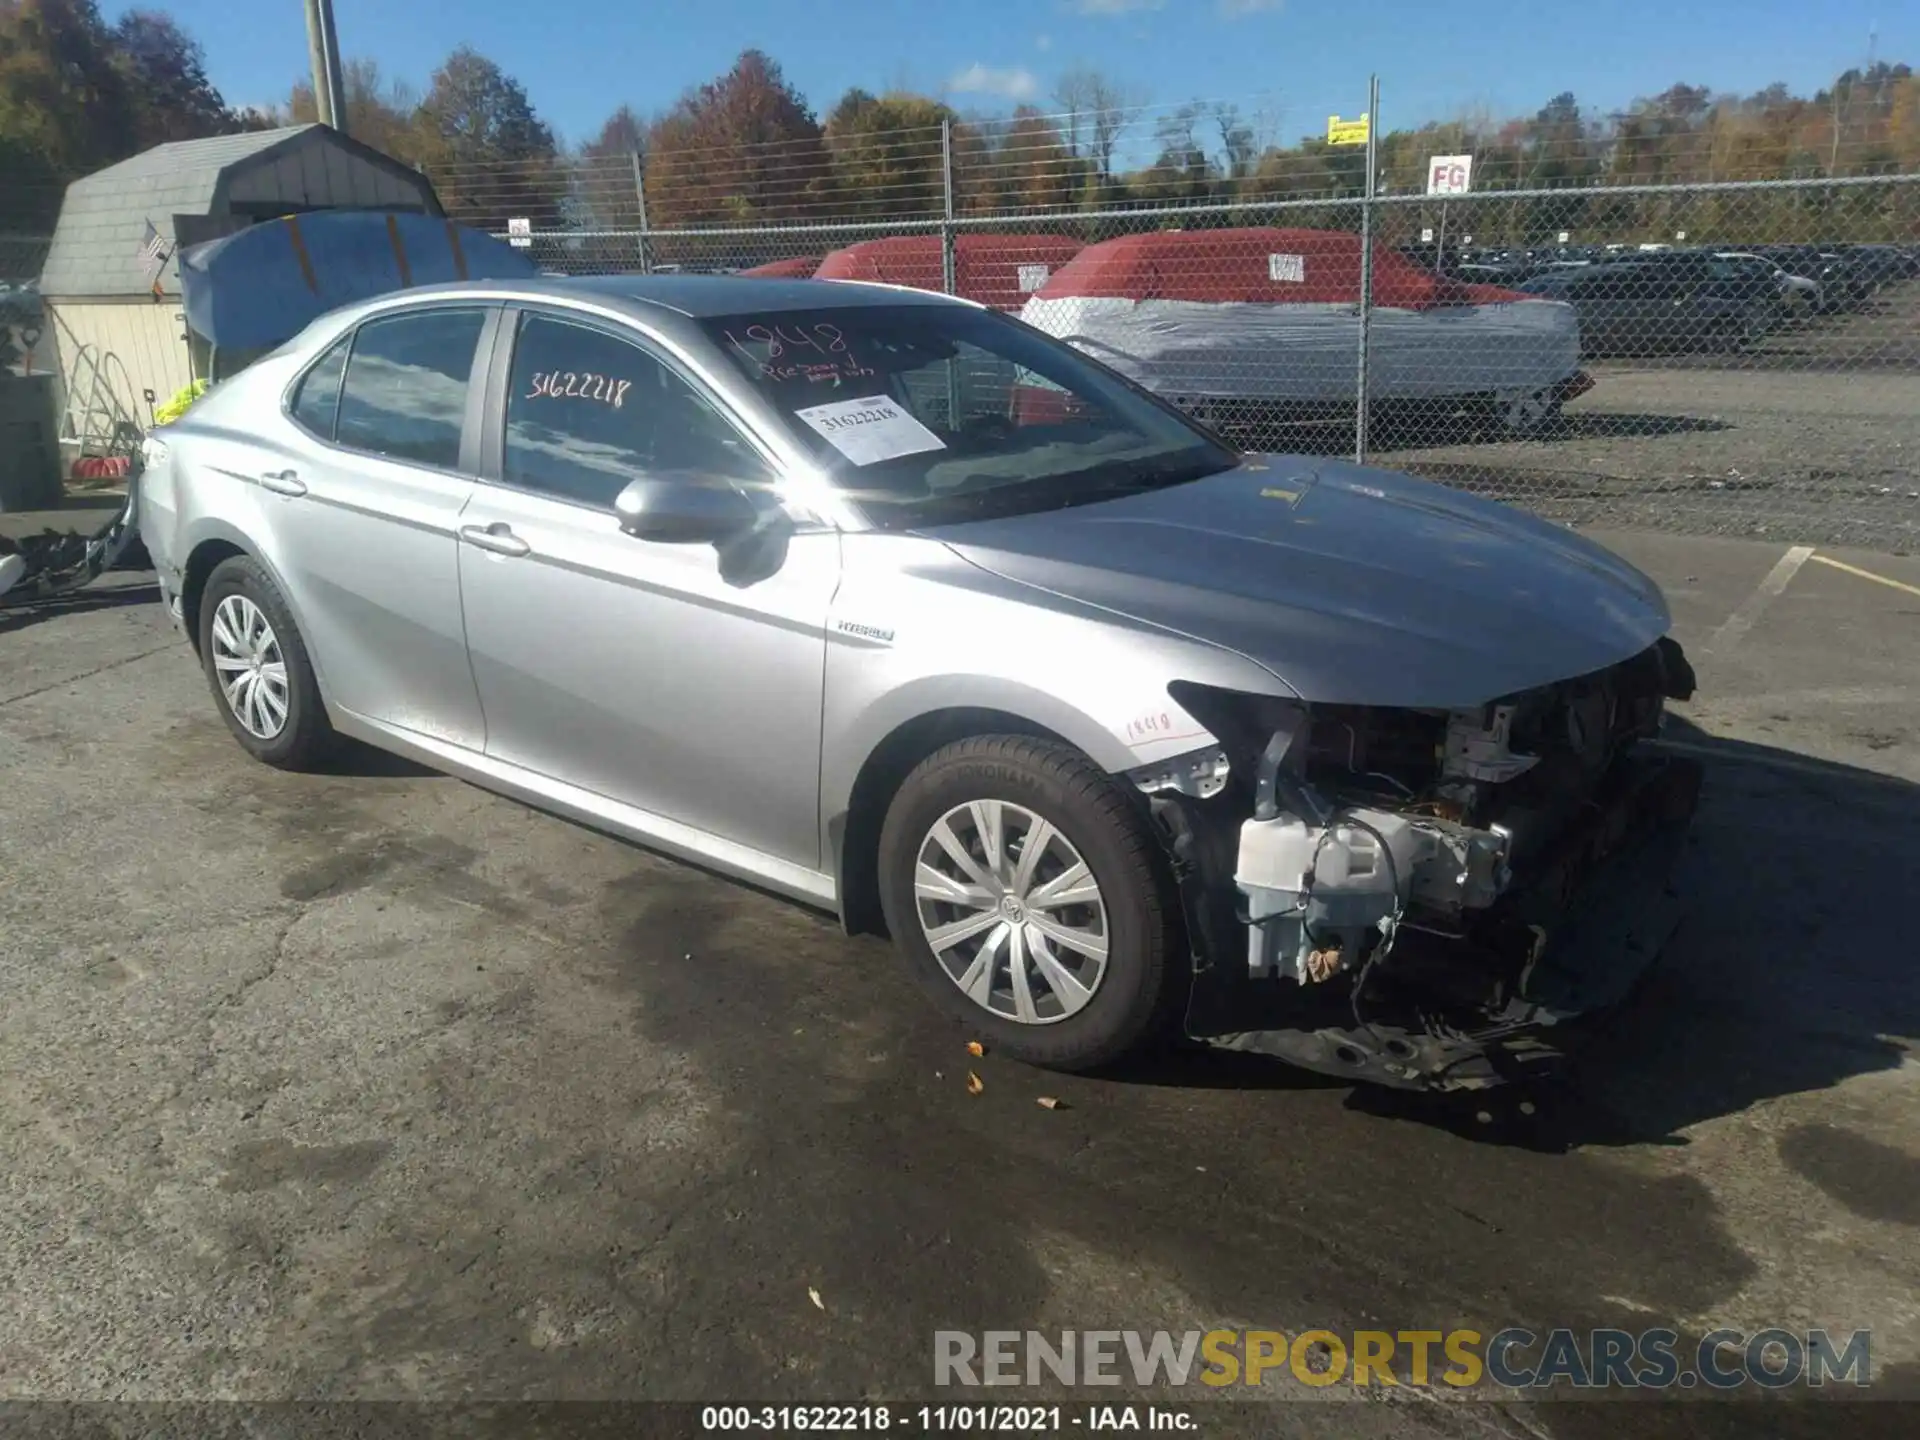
[
  {"left": 1496, "top": 388, "right": 1562, "bottom": 438},
  {"left": 198, "top": 554, "right": 337, "bottom": 770},
  {"left": 877, "top": 734, "right": 1183, "bottom": 1071}
]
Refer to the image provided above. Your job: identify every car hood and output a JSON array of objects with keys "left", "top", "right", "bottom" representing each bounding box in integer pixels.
[{"left": 925, "top": 456, "right": 1672, "bottom": 708}]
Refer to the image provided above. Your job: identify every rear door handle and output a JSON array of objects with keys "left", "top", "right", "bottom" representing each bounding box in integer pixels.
[
  {"left": 459, "top": 523, "right": 531, "bottom": 558},
  {"left": 259, "top": 469, "right": 307, "bottom": 497}
]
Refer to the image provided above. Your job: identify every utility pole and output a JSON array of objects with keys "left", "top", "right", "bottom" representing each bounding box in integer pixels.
[
  {"left": 304, "top": 0, "right": 348, "bottom": 137},
  {"left": 1353, "top": 73, "right": 1380, "bottom": 465}
]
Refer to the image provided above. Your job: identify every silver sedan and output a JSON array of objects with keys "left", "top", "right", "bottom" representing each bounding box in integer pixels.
[{"left": 140, "top": 275, "right": 1700, "bottom": 1088}]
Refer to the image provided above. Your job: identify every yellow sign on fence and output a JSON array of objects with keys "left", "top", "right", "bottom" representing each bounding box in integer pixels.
[{"left": 1326, "top": 113, "right": 1371, "bottom": 147}]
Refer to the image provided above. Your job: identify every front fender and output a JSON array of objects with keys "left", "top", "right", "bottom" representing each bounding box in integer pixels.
[{"left": 817, "top": 529, "right": 1300, "bottom": 916}]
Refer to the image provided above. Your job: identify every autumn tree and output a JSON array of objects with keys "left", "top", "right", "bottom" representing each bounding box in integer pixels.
[
  {"left": 1129, "top": 104, "right": 1216, "bottom": 203},
  {"left": 572, "top": 104, "right": 648, "bottom": 228},
  {"left": 980, "top": 105, "right": 1081, "bottom": 212},
  {"left": 0, "top": 0, "right": 136, "bottom": 188},
  {"left": 288, "top": 57, "right": 422, "bottom": 164},
  {"left": 643, "top": 50, "right": 829, "bottom": 226},
  {"left": 110, "top": 10, "right": 227, "bottom": 149},
  {"left": 823, "top": 88, "right": 955, "bottom": 218},
  {"left": 1206, "top": 102, "right": 1257, "bottom": 182},
  {"left": 0, "top": 0, "right": 250, "bottom": 226},
  {"left": 1053, "top": 66, "right": 1142, "bottom": 186},
  {"left": 411, "top": 46, "right": 563, "bottom": 228},
  {"left": 1609, "top": 83, "right": 1713, "bottom": 184}
]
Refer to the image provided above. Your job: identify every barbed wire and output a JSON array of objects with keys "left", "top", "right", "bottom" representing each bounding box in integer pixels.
[{"left": 416, "top": 95, "right": 1919, "bottom": 235}]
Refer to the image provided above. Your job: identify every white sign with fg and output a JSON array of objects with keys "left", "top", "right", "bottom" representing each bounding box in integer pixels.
[
  {"left": 1425, "top": 154, "right": 1474, "bottom": 196},
  {"left": 795, "top": 394, "right": 947, "bottom": 466}
]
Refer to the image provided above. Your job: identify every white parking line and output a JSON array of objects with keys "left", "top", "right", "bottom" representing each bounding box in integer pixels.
[
  {"left": 1809, "top": 553, "right": 1920, "bottom": 600},
  {"left": 1703, "top": 544, "right": 1814, "bottom": 655}
]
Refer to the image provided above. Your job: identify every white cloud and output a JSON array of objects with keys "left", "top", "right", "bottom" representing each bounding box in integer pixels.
[
  {"left": 1218, "top": 0, "right": 1282, "bottom": 14},
  {"left": 948, "top": 63, "right": 1041, "bottom": 101},
  {"left": 1070, "top": 0, "right": 1163, "bottom": 15}
]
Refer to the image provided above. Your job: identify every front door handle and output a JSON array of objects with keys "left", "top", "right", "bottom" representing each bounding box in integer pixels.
[
  {"left": 459, "top": 522, "right": 531, "bottom": 558},
  {"left": 259, "top": 469, "right": 307, "bottom": 497}
]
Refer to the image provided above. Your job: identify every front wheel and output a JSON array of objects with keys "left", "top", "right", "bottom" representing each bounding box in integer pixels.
[{"left": 877, "top": 735, "right": 1183, "bottom": 1071}]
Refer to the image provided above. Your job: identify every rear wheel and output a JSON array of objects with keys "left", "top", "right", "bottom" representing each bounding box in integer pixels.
[
  {"left": 1495, "top": 387, "right": 1562, "bottom": 437},
  {"left": 198, "top": 554, "right": 337, "bottom": 770},
  {"left": 878, "top": 735, "right": 1182, "bottom": 1071}
]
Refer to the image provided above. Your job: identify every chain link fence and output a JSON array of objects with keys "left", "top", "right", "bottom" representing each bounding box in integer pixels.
[{"left": 429, "top": 89, "right": 1920, "bottom": 551}]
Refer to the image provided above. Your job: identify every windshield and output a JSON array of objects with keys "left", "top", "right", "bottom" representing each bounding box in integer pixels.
[{"left": 698, "top": 304, "right": 1237, "bottom": 528}]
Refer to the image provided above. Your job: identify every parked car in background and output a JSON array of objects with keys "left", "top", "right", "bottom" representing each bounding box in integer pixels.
[
  {"left": 1019, "top": 228, "right": 1589, "bottom": 440},
  {"left": 813, "top": 233, "right": 1086, "bottom": 311},
  {"left": 739, "top": 255, "right": 825, "bottom": 279},
  {"left": 1712, "top": 252, "right": 1821, "bottom": 317},
  {"left": 136, "top": 274, "right": 1700, "bottom": 1091},
  {"left": 1837, "top": 243, "right": 1916, "bottom": 289},
  {"left": 1753, "top": 245, "right": 1881, "bottom": 311},
  {"left": 1517, "top": 255, "right": 1781, "bottom": 356}
]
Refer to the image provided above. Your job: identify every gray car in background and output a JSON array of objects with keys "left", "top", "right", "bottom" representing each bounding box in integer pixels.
[{"left": 138, "top": 275, "right": 1701, "bottom": 1090}]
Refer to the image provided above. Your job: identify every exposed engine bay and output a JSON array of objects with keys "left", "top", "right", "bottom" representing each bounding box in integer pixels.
[{"left": 1134, "top": 637, "right": 1702, "bottom": 1091}]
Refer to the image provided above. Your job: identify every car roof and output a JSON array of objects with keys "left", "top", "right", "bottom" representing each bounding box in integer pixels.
[
  {"left": 371, "top": 273, "right": 966, "bottom": 320},
  {"left": 567, "top": 273, "right": 968, "bottom": 316}
]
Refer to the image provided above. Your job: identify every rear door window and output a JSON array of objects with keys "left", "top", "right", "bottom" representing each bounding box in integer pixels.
[{"left": 335, "top": 308, "right": 488, "bottom": 469}]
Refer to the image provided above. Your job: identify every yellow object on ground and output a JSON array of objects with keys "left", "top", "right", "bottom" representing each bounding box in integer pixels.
[{"left": 153, "top": 380, "right": 209, "bottom": 426}]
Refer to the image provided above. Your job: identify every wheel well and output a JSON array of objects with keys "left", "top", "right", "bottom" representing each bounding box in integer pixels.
[
  {"left": 836, "top": 707, "right": 1070, "bottom": 938},
  {"left": 180, "top": 539, "right": 247, "bottom": 655}
]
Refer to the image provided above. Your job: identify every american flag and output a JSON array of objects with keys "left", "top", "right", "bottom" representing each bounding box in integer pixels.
[{"left": 139, "top": 219, "right": 171, "bottom": 287}]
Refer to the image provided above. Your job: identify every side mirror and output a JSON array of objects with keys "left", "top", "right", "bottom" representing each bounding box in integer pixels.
[{"left": 615, "top": 476, "right": 759, "bottom": 545}]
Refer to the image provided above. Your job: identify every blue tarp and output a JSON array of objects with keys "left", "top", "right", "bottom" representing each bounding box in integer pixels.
[{"left": 179, "top": 210, "right": 539, "bottom": 350}]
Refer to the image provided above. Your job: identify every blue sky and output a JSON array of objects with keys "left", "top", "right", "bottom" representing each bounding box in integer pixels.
[{"left": 122, "top": 0, "right": 1912, "bottom": 149}]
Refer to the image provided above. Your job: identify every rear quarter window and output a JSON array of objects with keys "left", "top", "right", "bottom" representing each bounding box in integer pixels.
[{"left": 287, "top": 337, "right": 349, "bottom": 440}]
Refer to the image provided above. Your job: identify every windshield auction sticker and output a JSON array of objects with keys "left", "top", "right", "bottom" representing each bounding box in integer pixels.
[{"left": 794, "top": 395, "right": 947, "bottom": 466}]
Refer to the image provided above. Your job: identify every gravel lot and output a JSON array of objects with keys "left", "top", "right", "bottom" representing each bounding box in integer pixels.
[
  {"left": 1389, "top": 282, "right": 1920, "bottom": 550},
  {"left": 2, "top": 532, "right": 1918, "bottom": 1438}
]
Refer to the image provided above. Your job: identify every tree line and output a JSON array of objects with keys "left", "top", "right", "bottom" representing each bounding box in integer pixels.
[
  {"left": 1, "top": 0, "right": 255, "bottom": 229},
  {"left": 5, "top": 0, "right": 1916, "bottom": 250}
]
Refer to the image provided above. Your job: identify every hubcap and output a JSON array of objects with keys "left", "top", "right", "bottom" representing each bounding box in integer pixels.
[
  {"left": 1505, "top": 390, "right": 1551, "bottom": 433},
  {"left": 210, "top": 594, "right": 290, "bottom": 740},
  {"left": 913, "top": 800, "right": 1109, "bottom": 1026}
]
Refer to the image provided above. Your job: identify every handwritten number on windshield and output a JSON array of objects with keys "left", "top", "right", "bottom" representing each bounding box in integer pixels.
[
  {"left": 525, "top": 371, "right": 632, "bottom": 409},
  {"left": 723, "top": 323, "right": 851, "bottom": 360}
]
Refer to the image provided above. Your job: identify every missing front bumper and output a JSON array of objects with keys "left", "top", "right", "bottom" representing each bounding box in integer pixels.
[{"left": 1182, "top": 752, "right": 1704, "bottom": 1091}]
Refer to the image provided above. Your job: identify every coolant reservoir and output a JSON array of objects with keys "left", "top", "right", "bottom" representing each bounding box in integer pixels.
[
  {"left": 1236, "top": 810, "right": 1417, "bottom": 904},
  {"left": 1235, "top": 809, "right": 1421, "bottom": 980}
]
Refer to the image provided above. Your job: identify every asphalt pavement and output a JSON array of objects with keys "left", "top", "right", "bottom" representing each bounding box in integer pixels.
[{"left": 1, "top": 529, "right": 1916, "bottom": 1437}]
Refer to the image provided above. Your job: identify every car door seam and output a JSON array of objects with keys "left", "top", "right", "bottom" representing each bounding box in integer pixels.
[
  {"left": 814, "top": 529, "right": 847, "bottom": 888},
  {"left": 452, "top": 488, "right": 490, "bottom": 752}
]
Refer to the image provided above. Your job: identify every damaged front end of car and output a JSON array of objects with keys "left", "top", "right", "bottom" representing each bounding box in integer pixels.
[{"left": 1132, "top": 638, "right": 1702, "bottom": 1091}]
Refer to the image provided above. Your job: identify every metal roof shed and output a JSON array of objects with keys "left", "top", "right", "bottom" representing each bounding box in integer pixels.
[
  {"left": 42, "top": 125, "right": 441, "bottom": 301},
  {"left": 39, "top": 125, "right": 441, "bottom": 459}
]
